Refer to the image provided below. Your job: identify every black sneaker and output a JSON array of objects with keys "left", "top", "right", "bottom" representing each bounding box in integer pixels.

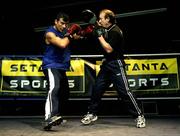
[{"left": 43, "top": 116, "right": 63, "bottom": 130}]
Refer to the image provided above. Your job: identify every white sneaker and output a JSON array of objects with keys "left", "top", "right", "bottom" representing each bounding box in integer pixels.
[
  {"left": 81, "top": 113, "right": 98, "bottom": 125},
  {"left": 135, "top": 115, "right": 146, "bottom": 128}
]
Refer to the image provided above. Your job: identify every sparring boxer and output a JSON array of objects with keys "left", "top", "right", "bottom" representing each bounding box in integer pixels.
[
  {"left": 81, "top": 9, "right": 146, "bottom": 128},
  {"left": 41, "top": 11, "right": 81, "bottom": 130}
]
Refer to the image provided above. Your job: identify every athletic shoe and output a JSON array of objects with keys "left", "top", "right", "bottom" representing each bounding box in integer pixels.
[
  {"left": 135, "top": 115, "right": 146, "bottom": 128},
  {"left": 81, "top": 112, "right": 98, "bottom": 125},
  {"left": 43, "top": 115, "right": 63, "bottom": 130}
]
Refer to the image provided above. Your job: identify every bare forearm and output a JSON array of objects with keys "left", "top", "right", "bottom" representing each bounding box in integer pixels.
[{"left": 98, "top": 36, "right": 113, "bottom": 53}]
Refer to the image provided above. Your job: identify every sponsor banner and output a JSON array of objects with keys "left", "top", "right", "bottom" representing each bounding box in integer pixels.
[
  {"left": 67, "top": 59, "right": 85, "bottom": 93},
  {"left": 0, "top": 58, "right": 85, "bottom": 96},
  {"left": 127, "top": 74, "right": 178, "bottom": 90},
  {"left": 2, "top": 76, "right": 47, "bottom": 92},
  {"left": 125, "top": 58, "right": 178, "bottom": 75},
  {"left": 94, "top": 58, "right": 179, "bottom": 92},
  {"left": 126, "top": 58, "right": 179, "bottom": 91},
  {"left": 2, "top": 60, "right": 44, "bottom": 76},
  {"left": 0, "top": 55, "right": 180, "bottom": 98}
]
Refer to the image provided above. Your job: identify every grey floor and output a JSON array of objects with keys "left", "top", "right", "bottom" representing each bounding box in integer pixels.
[{"left": 0, "top": 116, "right": 180, "bottom": 136}]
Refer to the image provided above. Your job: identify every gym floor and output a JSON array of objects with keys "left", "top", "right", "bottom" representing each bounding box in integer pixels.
[{"left": 0, "top": 115, "right": 180, "bottom": 136}]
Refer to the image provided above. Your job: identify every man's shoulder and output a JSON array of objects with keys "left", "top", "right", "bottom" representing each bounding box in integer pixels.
[
  {"left": 45, "top": 26, "right": 54, "bottom": 32},
  {"left": 110, "top": 25, "right": 122, "bottom": 34}
]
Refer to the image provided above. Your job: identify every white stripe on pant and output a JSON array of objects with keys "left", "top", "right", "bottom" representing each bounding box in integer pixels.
[
  {"left": 45, "top": 68, "right": 55, "bottom": 120},
  {"left": 117, "top": 59, "right": 142, "bottom": 115}
]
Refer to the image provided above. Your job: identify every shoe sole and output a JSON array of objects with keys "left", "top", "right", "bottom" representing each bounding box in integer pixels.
[{"left": 137, "top": 125, "right": 146, "bottom": 128}]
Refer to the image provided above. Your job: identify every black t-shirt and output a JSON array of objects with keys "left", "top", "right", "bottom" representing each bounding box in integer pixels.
[{"left": 103, "top": 24, "right": 124, "bottom": 61}]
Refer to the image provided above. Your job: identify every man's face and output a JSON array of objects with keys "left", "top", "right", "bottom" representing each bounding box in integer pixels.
[
  {"left": 98, "top": 12, "right": 109, "bottom": 28},
  {"left": 55, "top": 18, "right": 69, "bottom": 32}
]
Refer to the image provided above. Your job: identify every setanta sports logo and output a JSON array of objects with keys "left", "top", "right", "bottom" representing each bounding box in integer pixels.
[
  {"left": 95, "top": 58, "right": 179, "bottom": 91},
  {"left": 1, "top": 59, "right": 85, "bottom": 94},
  {"left": 125, "top": 58, "right": 179, "bottom": 90}
]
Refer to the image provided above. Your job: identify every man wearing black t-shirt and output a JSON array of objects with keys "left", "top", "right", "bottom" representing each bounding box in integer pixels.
[{"left": 81, "top": 9, "right": 146, "bottom": 128}]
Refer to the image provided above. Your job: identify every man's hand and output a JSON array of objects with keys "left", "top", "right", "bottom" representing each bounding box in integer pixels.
[
  {"left": 93, "top": 27, "right": 106, "bottom": 38},
  {"left": 68, "top": 24, "right": 82, "bottom": 35},
  {"left": 79, "top": 24, "right": 94, "bottom": 37},
  {"left": 65, "top": 24, "right": 82, "bottom": 40}
]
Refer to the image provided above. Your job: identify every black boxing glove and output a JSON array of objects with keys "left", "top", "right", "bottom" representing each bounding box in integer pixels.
[{"left": 93, "top": 26, "right": 106, "bottom": 38}]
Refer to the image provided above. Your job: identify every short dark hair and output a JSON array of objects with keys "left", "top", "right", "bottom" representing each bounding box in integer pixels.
[{"left": 56, "top": 12, "right": 70, "bottom": 22}]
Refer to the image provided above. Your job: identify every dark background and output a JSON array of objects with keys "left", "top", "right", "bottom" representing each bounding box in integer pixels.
[
  {"left": 1, "top": 0, "right": 178, "bottom": 55},
  {"left": 0, "top": 0, "right": 180, "bottom": 116}
]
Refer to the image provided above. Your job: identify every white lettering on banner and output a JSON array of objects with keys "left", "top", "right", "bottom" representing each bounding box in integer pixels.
[
  {"left": 68, "top": 80, "right": 75, "bottom": 88},
  {"left": 10, "top": 80, "right": 47, "bottom": 89},
  {"left": 128, "top": 78, "right": 169, "bottom": 87},
  {"left": 161, "top": 78, "right": 169, "bottom": 86},
  {"left": 9, "top": 79, "right": 76, "bottom": 89},
  {"left": 21, "top": 80, "right": 30, "bottom": 88},
  {"left": 10, "top": 80, "right": 18, "bottom": 88},
  {"left": 32, "top": 80, "right": 41, "bottom": 88}
]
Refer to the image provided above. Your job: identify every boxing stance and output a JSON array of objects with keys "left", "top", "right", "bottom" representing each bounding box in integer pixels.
[
  {"left": 42, "top": 11, "right": 81, "bottom": 130},
  {"left": 80, "top": 9, "right": 146, "bottom": 128}
]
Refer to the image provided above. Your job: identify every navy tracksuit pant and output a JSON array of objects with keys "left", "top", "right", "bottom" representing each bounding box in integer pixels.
[
  {"left": 88, "top": 59, "right": 142, "bottom": 117},
  {"left": 43, "top": 68, "right": 69, "bottom": 120}
]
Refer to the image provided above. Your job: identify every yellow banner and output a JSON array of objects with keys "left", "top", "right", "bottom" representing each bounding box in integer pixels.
[
  {"left": 2, "top": 60, "right": 44, "bottom": 76},
  {"left": 66, "top": 60, "right": 84, "bottom": 76},
  {"left": 1, "top": 58, "right": 177, "bottom": 77},
  {"left": 125, "top": 58, "right": 178, "bottom": 75},
  {"left": 95, "top": 58, "right": 178, "bottom": 75},
  {"left": 2, "top": 60, "right": 85, "bottom": 77}
]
